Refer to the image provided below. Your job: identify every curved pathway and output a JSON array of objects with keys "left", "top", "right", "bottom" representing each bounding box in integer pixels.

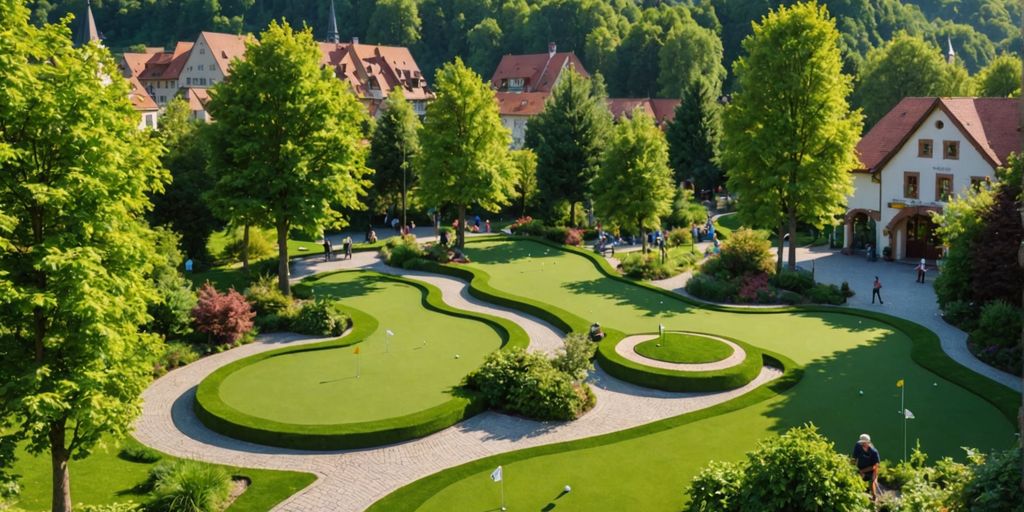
[
  {"left": 135, "top": 245, "right": 782, "bottom": 511},
  {"left": 616, "top": 333, "right": 744, "bottom": 371}
]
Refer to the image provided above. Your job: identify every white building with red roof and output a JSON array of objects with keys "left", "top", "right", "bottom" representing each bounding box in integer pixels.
[
  {"left": 318, "top": 38, "right": 434, "bottom": 117},
  {"left": 844, "top": 96, "right": 1020, "bottom": 260}
]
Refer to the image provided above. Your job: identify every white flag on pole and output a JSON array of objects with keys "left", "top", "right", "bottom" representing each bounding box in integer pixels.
[
  {"left": 386, "top": 329, "right": 395, "bottom": 336},
  {"left": 659, "top": 324, "right": 665, "bottom": 334},
  {"left": 904, "top": 409, "right": 915, "bottom": 419},
  {"left": 490, "top": 466, "right": 503, "bottom": 482}
]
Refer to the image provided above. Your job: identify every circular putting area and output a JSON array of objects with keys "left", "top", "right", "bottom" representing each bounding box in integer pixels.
[
  {"left": 633, "top": 332, "right": 734, "bottom": 364},
  {"left": 194, "top": 270, "right": 525, "bottom": 449}
]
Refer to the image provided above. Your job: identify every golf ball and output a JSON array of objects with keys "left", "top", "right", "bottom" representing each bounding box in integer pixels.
[
  {"left": 858, "top": 390, "right": 864, "bottom": 395},
  {"left": 564, "top": 485, "right": 572, "bottom": 493},
  {"left": 455, "top": 354, "right": 460, "bottom": 359}
]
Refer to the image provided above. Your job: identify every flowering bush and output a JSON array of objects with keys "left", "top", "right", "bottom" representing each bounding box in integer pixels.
[
  {"left": 191, "top": 283, "right": 256, "bottom": 345},
  {"left": 737, "top": 273, "right": 770, "bottom": 303},
  {"left": 510, "top": 216, "right": 534, "bottom": 230},
  {"left": 564, "top": 228, "right": 583, "bottom": 246}
]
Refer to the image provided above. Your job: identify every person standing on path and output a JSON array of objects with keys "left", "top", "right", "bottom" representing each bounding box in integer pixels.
[
  {"left": 915, "top": 258, "right": 927, "bottom": 283},
  {"left": 851, "top": 434, "right": 881, "bottom": 500},
  {"left": 323, "top": 238, "right": 331, "bottom": 262},
  {"left": 872, "top": 276, "right": 883, "bottom": 304},
  {"left": 343, "top": 236, "right": 353, "bottom": 260}
]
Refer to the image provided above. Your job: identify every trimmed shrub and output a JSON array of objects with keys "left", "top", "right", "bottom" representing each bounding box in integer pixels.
[
  {"left": 148, "top": 272, "right": 197, "bottom": 341},
  {"left": 154, "top": 342, "right": 200, "bottom": 377},
  {"left": 425, "top": 243, "right": 452, "bottom": 263},
  {"left": 380, "top": 235, "right": 424, "bottom": 267},
  {"left": 771, "top": 269, "right": 815, "bottom": 294},
  {"left": 150, "top": 460, "right": 232, "bottom": 512},
  {"left": 715, "top": 228, "right": 774, "bottom": 278},
  {"left": 941, "top": 300, "right": 978, "bottom": 330},
  {"left": 191, "top": 284, "right": 256, "bottom": 345},
  {"left": 292, "top": 299, "right": 349, "bottom": 337},
  {"left": 669, "top": 188, "right": 707, "bottom": 227},
  {"left": 840, "top": 281, "right": 854, "bottom": 298},
  {"left": 777, "top": 290, "right": 805, "bottom": 305},
  {"left": 688, "top": 460, "right": 744, "bottom": 512},
  {"left": 807, "top": 283, "right": 846, "bottom": 305},
  {"left": 971, "top": 300, "right": 1022, "bottom": 347},
  {"left": 685, "top": 274, "right": 737, "bottom": 303},
  {"left": 467, "top": 348, "right": 592, "bottom": 421},
  {"left": 119, "top": 444, "right": 162, "bottom": 463},
  {"left": 667, "top": 227, "right": 692, "bottom": 247},
  {"left": 551, "top": 333, "right": 596, "bottom": 381},
  {"left": 221, "top": 227, "right": 274, "bottom": 263},
  {"left": 736, "top": 273, "right": 770, "bottom": 303},
  {"left": 244, "top": 274, "right": 291, "bottom": 316}
]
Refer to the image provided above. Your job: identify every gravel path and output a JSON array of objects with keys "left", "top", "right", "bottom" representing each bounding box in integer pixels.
[
  {"left": 134, "top": 244, "right": 782, "bottom": 511},
  {"left": 616, "top": 333, "right": 745, "bottom": 371}
]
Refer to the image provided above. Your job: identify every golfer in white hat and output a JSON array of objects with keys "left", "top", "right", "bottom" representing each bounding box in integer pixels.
[{"left": 851, "top": 433, "right": 880, "bottom": 499}]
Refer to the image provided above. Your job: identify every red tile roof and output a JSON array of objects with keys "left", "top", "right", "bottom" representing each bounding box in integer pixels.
[
  {"left": 127, "top": 76, "right": 158, "bottom": 111},
  {"left": 495, "top": 92, "right": 549, "bottom": 116},
  {"left": 181, "top": 87, "right": 211, "bottom": 111},
  {"left": 856, "top": 97, "right": 1021, "bottom": 172},
  {"left": 318, "top": 42, "right": 433, "bottom": 102},
  {"left": 200, "top": 32, "right": 250, "bottom": 75},
  {"left": 490, "top": 51, "right": 589, "bottom": 93},
  {"left": 120, "top": 48, "right": 162, "bottom": 79},
  {"left": 607, "top": 98, "right": 680, "bottom": 126},
  {"left": 138, "top": 42, "right": 193, "bottom": 81}
]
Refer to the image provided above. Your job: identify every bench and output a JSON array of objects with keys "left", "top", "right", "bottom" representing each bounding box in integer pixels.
[{"left": 595, "top": 245, "right": 615, "bottom": 257}]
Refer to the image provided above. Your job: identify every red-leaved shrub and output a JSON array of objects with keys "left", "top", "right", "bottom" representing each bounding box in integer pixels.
[
  {"left": 737, "top": 273, "right": 771, "bottom": 303},
  {"left": 191, "top": 283, "right": 256, "bottom": 345},
  {"left": 564, "top": 228, "right": 583, "bottom": 246}
]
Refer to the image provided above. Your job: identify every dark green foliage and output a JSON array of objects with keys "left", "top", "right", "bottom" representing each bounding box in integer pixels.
[
  {"left": 367, "top": 91, "right": 421, "bottom": 219},
  {"left": 971, "top": 300, "right": 1022, "bottom": 347},
  {"left": 685, "top": 274, "right": 739, "bottom": 303},
  {"left": 380, "top": 235, "right": 425, "bottom": 267},
  {"left": 941, "top": 300, "right": 978, "bottom": 331},
  {"left": 292, "top": 299, "right": 350, "bottom": 337},
  {"left": 686, "top": 424, "right": 870, "bottom": 512},
  {"left": 147, "top": 228, "right": 197, "bottom": 340},
  {"left": 153, "top": 342, "right": 201, "bottom": 377},
  {"left": 714, "top": 228, "right": 774, "bottom": 278},
  {"left": 959, "top": 448, "right": 1023, "bottom": 512},
  {"left": 619, "top": 249, "right": 698, "bottom": 280},
  {"left": 668, "top": 188, "right": 709, "bottom": 228},
  {"left": 118, "top": 444, "right": 162, "bottom": 464},
  {"left": 551, "top": 333, "right": 596, "bottom": 381},
  {"left": 527, "top": 69, "right": 610, "bottom": 227},
  {"left": 666, "top": 82, "right": 722, "bottom": 191},
  {"left": 806, "top": 283, "right": 847, "bottom": 305},
  {"left": 969, "top": 184, "right": 1024, "bottom": 307},
  {"left": 149, "top": 460, "right": 232, "bottom": 512},
  {"left": 467, "top": 348, "right": 594, "bottom": 421},
  {"left": 244, "top": 275, "right": 292, "bottom": 317},
  {"left": 771, "top": 269, "right": 815, "bottom": 294}
]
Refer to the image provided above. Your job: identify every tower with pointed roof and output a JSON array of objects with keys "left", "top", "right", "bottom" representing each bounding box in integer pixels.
[
  {"left": 327, "top": 0, "right": 340, "bottom": 44},
  {"left": 74, "top": 0, "right": 101, "bottom": 47},
  {"left": 946, "top": 36, "right": 956, "bottom": 65}
]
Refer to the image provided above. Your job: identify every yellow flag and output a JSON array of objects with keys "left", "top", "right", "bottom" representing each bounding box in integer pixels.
[
  {"left": 896, "top": 379, "right": 904, "bottom": 388},
  {"left": 354, "top": 346, "right": 360, "bottom": 355}
]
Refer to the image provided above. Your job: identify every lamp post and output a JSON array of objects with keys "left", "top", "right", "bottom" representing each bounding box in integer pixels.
[{"left": 401, "top": 145, "right": 408, "bottom": 232}]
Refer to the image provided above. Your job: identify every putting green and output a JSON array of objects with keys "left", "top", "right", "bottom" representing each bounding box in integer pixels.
[
  {"left": 216, "top": 271, "right": 502, "bottom": 425},
  {"left": 634, "top": 332, "right": 734, "bottom": 364},
  {"left": 369, "top": 238, "right": 1017, "bottom": 511}
]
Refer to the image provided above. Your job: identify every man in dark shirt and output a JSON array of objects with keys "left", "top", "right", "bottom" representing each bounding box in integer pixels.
[{"left": 851, "top": 433, "right": 880, "bottom": 499}]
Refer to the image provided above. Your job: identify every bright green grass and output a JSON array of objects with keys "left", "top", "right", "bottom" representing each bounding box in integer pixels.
[
  {"left": 216, "top": 271, "right": 503, "bottom": 425},
  {"left": 397, "top": 238, "right": 1017, "bottom": 511},
  {"left": 11, "top": 437, "right": 314, "bottom": 511},
  {"left": 634, "top": 332, "right": 734, "bottom": 364}
]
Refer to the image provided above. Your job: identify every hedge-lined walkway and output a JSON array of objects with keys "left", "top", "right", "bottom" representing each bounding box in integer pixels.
[{"left": 134, "top": 245, "right": 781, "bottom": 512}]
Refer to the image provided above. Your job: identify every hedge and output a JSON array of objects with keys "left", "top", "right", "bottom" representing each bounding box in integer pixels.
[
  {"left": 193, "top": 270, "right": 529, "bottom": 451},
  {"left": 596, "top": 331, "right": 764, "bottom": 392}
]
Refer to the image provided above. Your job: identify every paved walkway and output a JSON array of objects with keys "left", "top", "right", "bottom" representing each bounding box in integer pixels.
[
  {"left": 134, "top": 244, "right": 782, "bottom": 511},
  {"left": 616, "top": 333, "right": 745, "bottom": 371}
]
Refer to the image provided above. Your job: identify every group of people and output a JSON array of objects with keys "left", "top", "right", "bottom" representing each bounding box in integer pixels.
[{"left": 322, "top": 235, "right": 353, "bottom": 261}]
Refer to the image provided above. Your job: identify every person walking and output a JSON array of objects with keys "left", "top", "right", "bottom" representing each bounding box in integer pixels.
[
  {"left": 872, "top": 276, "right": 883, "bottom": 304},
  {"left": 343, "top": 236, "right": 353, "bottom": 260},
  {"left": 323, "top": 238, "right": 333, "bottom": 261},
  {"left": 851, "top": 434, "right": 881, "bottom": 500},
  {"left": 915, "top": 258, "right": 927, "bottom": 283}
]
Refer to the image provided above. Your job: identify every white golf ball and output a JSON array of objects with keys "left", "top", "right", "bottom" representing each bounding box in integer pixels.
[
  {"left": 858, "top": 390, "right": 864, "bottom": 395},
  {"left": 455, "top": 354, "right": 460, "bottom": 359},
  {"left": 564, "top": 485, "right": 572, "bottom": 493},
  {"left": 933, "top": 382, "right": 938, "bottom": 386}
]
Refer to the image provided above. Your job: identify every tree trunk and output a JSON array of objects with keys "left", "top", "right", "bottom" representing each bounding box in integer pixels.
[
  {"left": 49, "top": 420, "right": 71, "bottom": 512},
  {"left": 787, "top": 209, "right": 798, "bottom": 271},
  {"left": 776, "top": 223, "right": 785, "bottom": 273},
  {"left": 457, "top": 205, "right": 466, "bottom": 249},
  {"left": 639, "top": 220, "right": 647, "bottom": 254},
  {"left": 276, "top": 218, "right": 290, "bottom": 295},
  {"left": 241, "top": 222, "right": 250, "bottom": 271},
  {"left": 569, "top": 201, "right": 576, "bottom": 228}
]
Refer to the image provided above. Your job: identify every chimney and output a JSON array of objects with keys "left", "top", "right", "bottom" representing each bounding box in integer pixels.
[
  {"left": 548, "top": 42, "right": 557, "bottom": 57},
  {"left": 352, "top": 37, "right": 359, "bottom": 45}
]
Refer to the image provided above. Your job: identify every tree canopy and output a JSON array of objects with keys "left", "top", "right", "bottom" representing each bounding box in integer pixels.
[
  {"left": 417, "top": 58, "right": 513, "bottom": 248},
  {"left": 975, "top": 53, "right": 1022, "bottom": 97},
  {"left": 0, "top": 1, "right": 168, "bottom": 508},
  {"left": 723, "top": 1, "right": 862, "bottom": 271},
  {"left": 666, "top": 81, "right": 722, "bottom": 192},
  {"left": 367, "top": 90, "right": 421, "bottom": 227},
  {"left": 205, "top": 20, "right": 370, "bottom": 295}
]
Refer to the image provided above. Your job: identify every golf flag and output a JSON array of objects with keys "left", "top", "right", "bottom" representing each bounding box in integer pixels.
[
  {"left": 353, "top": 346, "right": 360, "bottom": 355},
  {"left": 904, "top": 409, "right": 915, "bottom": 419},
  {"left": 659, "top": 324, "right": 665, "bottom": 335},
  {"left": 386, "top": 329, "right": 395, "bottom": 336},
  {"left": 896, "top": 379, "right": 904, "bottom": 388},
  {"left": 490, "top": 466, "right": 503, "bottom": 482}
]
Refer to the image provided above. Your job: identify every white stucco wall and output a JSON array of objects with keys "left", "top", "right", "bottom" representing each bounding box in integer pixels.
[
  {"left": 502, "top": 115, "right": 528, "bottom": 149},
  {"left": 143, "top": 78, "right": 180, "bottom": 106},
  {"left": 179, "top": 35, "right": 227, "bottom": 89},
  {"left": 846, "top": 173, "right": 879, "bottom": 212}
]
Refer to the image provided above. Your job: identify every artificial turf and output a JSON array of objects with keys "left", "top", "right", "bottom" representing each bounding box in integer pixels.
[
  {"left": 383, "top": 238, "right": 1017, "bottom": 511},
  {"left": 215, "top": 271, "right": 503, "bottom": 425},
  {"left": 633, "top": 332, "right": 734, "bottom": 364},
  {"left": 10, "top": 437, "right": 314, "bottom": 511}
]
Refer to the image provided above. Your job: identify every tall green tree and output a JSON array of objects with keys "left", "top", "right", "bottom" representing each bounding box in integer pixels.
[
  {"left": 510, "top": 148, "right": 539, "bottom": 218},
  {"left": 657, "top": 20, "right": 727, "bottom": 98},
  {"left": 666, "top": 81, "right": 722, "bottom": 192},
  {"left": 366, "top": 0, "right": 421, "bottom": 46},
  {"left": 526, "top": 69, "right": 611, "bottom": 227},
  {"left": 418, "top": 58, "right": 514, "bottom": 248},
  {"left": 206, "top": 21, "right": 370, "bottom": 295},
  {"left": 149, "top": 97, "right": 221, "bottom": 261},
  {"left": 0, "top": 2, "right": 168, "bottom": 509},
  {"left": 593, "top": 110, "right": 675, "bottom": 253},
  {"left": 723, "top": 1, "right": 862, "bottom": 271},
  {"left": 367, "top": 90, "right": 421, "bottom": 228},
  {"left": 975, "top": 53, "right": 1022, "bottom": 97},
  {"left": 610, "top": 21, "right": 663, "bottom": 97},
  {"left": 853, "top": 32, "right": 969, "bottom": 127},
  {"left": 466, "top": 17, "right": 504, "bottom": 76}
]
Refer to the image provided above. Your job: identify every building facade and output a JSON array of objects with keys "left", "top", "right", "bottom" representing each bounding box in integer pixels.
[{"left": 844, "top": 97, "right": 1019, "bottom": 260}]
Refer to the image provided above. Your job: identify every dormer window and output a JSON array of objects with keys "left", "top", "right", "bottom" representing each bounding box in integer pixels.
[{"left": 509, "top": 78, "right": 525, "bottom": 92}]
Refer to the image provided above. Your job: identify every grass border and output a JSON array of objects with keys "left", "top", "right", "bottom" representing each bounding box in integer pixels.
[{"left": 193, "top": 269, "right": 529, "bottom": 451}]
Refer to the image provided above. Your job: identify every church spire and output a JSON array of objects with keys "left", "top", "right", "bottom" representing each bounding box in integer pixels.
[
  {"left": 946, "top": 36, "right": 956, "bottom": 65},
  {"left": 327, "top": 0, "right": 340, "bottom": 44},
  {"left": 75, "top": 0, "right": 101, "bottom": 47}
]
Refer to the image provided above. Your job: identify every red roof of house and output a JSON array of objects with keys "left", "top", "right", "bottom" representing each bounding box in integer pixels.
[
  {"left": 127, "top": 76, "right": 158, "bottom": 111},
  {"left": 607, "top": 98, "right": 680, "bottom": 126},
  {"left": 138, "top": 41, "right": 193, "bottom": 81},
  {"left": 318, "top": 41, "right": 433, "bottom": 102},
  {"left": 495, "top": 91, "right": 549, "bottom": 116},
  {"left": 120, "top": 48, "right": 162, "bottom": 79},
  {"left": 490, "top": 51, "right": 589, "bottom": 93},
  {"left": 200, "top": 31, "right": 250, "bottom": 75},
  {"left": 180, "top": 87, "right": 211, "bottom": 111},
  {"left": 856, "top": 97, "right": 1021, "bottom": 172}
]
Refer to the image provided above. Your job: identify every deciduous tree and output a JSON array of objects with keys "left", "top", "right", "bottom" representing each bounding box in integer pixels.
[
  {"left": 367, "top": 90, "right": 421, "bottom": 228},
  {"left": 366, "top": 0, "right": 421, "bottom": 47},
  {"left": 593, "top": 110, "right": 675, "bottom": 253},
  {"left": 0, "top": 2, "right": 168, "bottom": 508},
  {"left": 206, "top": 21, "right": 370, "bottom": 295},
  {"left": 723, "top": 1, "right": 862, "bottom": 271},
  {"left": 657, "top": 20, "right": 727, "bottom": 98},
  {"left": 510, "top": 149, "right": 539, "bottom": 218},
  {"left": 975, "top": 53, "right": 1022, "bottom": 97},
  {"left": 418, "top": 58, "right": 514, "bottom": 248}
]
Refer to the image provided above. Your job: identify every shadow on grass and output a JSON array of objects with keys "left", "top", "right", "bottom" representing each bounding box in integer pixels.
[
  {"left": 464, "top": 238, "right": 563, "bottom": 266},
  {"left": 562, "top": 277, "right": 692, "bottom": 318},
  {"left": 304, "top": 272, "right": 391, "bottom": 301}
]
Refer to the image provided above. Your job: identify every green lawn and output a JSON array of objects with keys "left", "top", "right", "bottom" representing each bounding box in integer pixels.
[
  {"left": 216, "top": 271, "right": 503, "bottom": 425},
  {"left": 11, "top": 437, "right": 314, "bottom": 511},
  {"left": 375, "top": 238, "right": 1017, "bottom": 511},
  {"left": 634, "top": 332, "right": 734, "bottom": 364}
]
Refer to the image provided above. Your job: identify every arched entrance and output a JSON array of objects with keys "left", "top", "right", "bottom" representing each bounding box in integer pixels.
[
  {"left": 905, "top": 214, "right": 942, "bottom": 260},
  {"left": 842, "top": 208, "right": 880, "bottom": 254}
]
